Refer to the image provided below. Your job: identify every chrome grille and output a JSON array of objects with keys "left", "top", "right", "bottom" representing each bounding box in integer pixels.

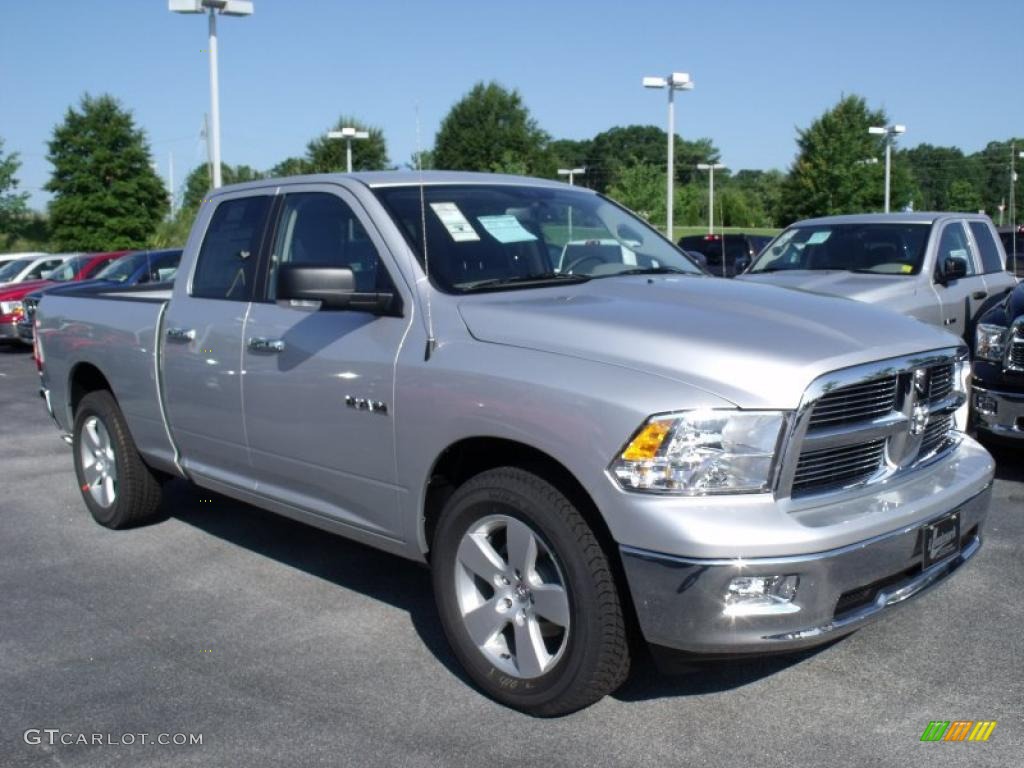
[
  {"left": 927, "top": 363, "right": 954, "bottom": 402},
  {"left": 23, "top": 297, "right": 38, "bottom": 321},
  {"left": 1010, "top": 339, "right": 1024, "bottom": 370},
  {"left": 921, "top": 413, "right": 953, "bottom": 457},
  {"left": 792, "top": 439, "right": 886, "bottom": 495},
  {"left": 807, "top": 375, "right": 898, "bottom": 429}
]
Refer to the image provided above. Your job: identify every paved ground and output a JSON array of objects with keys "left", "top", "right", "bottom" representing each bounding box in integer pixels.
[{"left": 0, "top": 344, "right": 1021, "bottom": 768}]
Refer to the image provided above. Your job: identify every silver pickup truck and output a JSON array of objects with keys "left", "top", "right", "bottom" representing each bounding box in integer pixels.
[
  {"left": 737, "top": 213, "right": 1018, "bottom": 337},
  {"left": 35, "top": 172, "right": 995, "bottom": 715}
]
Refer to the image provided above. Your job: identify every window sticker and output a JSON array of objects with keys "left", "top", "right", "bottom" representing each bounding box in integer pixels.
[
  {"left": 949, "top": 248, "right": 968, "bottom": 260},
  {"left": 476, "top": 214, "right": 538, "bottom": 244},
  {"left": 806, "top": 231, "right": 831, "bottom": 245},
  {"left": 901, "top": 264, "right": 913, "bottom": 274},
  {"left": 429, "top": 202, "right": 480, "bottom": 242}
]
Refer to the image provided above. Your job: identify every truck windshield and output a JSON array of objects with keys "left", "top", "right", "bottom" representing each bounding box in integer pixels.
[
  {"left": 0, "top": 258, "right": 32, "bottom": 281},
  {"left": 373, "top": 184, "right": 702, "bottom": 293},
  {"left": 96, "top": 252, "right": 147, "bottom": 283},
  {"left": 749, "top": 223, "right": 931, "bottom": 275}
]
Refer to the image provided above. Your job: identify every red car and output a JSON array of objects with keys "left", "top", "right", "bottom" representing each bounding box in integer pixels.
[{"left": 0, "top": 251, "right": 129, "bottom": 342}]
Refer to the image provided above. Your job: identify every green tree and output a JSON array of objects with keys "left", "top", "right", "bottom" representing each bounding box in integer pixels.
[
  {"left": 434, "top": 82, "right": 549, "bottom": 174},
  {"left": 901, "top": 144, "right": 982, "bottom": 211},
  {"left": 305, "top": 116, "right": 389, "bottom": 173},
  {"left": 584, "top": 125, "right": 719, "bottom": 192},
  {"left": 268, "top": 156, "right": 310, "bottom": 178},
  {"left": 970, "top": 139, "right": 1024, "bottom": 221},
  {"left": 0, "top": 137, "right": 30, "bottom": 247},
  {"left": 180, "top": 162, "right": 267, "bottom": 212},
  {"left": 45, "top": 94, "right": 167, "bottom": 250},
  {"left": 406, "top": 149, "right": 434, "bottom": 171},
  {"left": 777, "top": 95, "right": 914, "bottom": 223},
  {"left": 947, "top": 179, "right": 983, "bottom": 212},
  {"left": 607, "top": 164, "right": 666, "bottom": 222}
]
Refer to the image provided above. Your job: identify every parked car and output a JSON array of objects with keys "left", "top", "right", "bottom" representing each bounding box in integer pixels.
[
  {"left": 996, "top": 225, "right": 1024, "bottom": 278},
  {"left": 972, "top": 281, "right": 1024, "bottom": 441},
  {"left": 555, "top": 238, "right": 705, "bottom": 274},
  {"left": 0, "top": 253, "right": 71, "bottom": 287},
  {"left": 676, "top": 232, "right": 772, "bottom": 277},
  {"left": 0, "top": 251, "right": 48, "bottom": 270},
  {"left": 17, "top": 248, "right": 182, "bottom": 344},
  {"left": 0, "top": 251, "right": 126, "bottom": 342},
  {"left": 737, "top": 213, "right": 1018, "bottom": 339},
  {"left": 36, "top": 172, "right": 993, "bottom": 715}
]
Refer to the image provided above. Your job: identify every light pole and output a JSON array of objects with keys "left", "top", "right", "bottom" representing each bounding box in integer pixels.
[
  {"left": 643, "top": 72, "right": 694, "bottom": 239},
  {"left": 170, "top": 0, "right": 253, "bottom": 189},
  {"left": 696, "top": 163, "right": 725, "bottom": 234},
  {"left": 868, "top": 123, "right": 906, "bottom": 213},
  {"left": 1011, "top": 145, "right": 1024, "bottom": 274},
  {"left": 327, "top": 127, "right": 370, "bottom": 173},
  {"left": 557, "top": 168, "right": 586, "bottom": 241}
]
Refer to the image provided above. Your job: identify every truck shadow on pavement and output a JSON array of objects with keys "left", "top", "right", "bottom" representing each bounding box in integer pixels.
[{"left": 162, "top": 478, "right": 832, "bottom": 705}]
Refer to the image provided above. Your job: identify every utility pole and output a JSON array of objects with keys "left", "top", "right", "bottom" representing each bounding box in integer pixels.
[{"left": 696, "top": 163, "right": 725, "bottom": 234}]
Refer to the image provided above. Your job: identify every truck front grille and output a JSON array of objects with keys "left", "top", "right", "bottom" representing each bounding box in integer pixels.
[
  {"left": 1010, "top": 339, "right": 1024, "bottom": 370},
  {"left": 792, "top": 439, "right": 886, "bottom": 495},
  {"left": 23, "top": 297, "right": 38, "bottom": 321},
  {"left": 783, "top": 350, "right": 965, "bottom": 499},
  {"left": 807, "top": 375, "right": 898, "bottom": 428}
]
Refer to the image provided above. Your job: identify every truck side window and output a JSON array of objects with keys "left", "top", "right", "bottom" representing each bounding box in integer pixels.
[
  {"left": 192, "top": 196, "right": 271, "bottom": 301},
  {"left": 967, "top": 222, "right": 1005, "bottom": 274},
  {"left": 267, "top": 192, "right": 391, "bottom": 300},
  {"left": 936, "top": 224, "right": 975, "bottom": 276}
]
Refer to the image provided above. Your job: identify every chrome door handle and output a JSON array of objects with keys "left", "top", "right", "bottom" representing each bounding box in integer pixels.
[
  {"left": 166, "top": 327, "right": 196, "bottom": 341},
  {"left": 248, "top": 337, "right": 285, "bottom": 353}
]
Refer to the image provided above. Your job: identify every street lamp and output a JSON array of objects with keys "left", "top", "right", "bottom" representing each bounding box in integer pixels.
[
  {"left": 557, "top": 167, "right": 585, "bottom": 186},
  {"left": 696, "top": 163, "right": 725, "bottom": 234},
  {"left": 169, "top": 0, "right": 253, "bottom": 189},
  {"left": 868, "top": 123, "right": 906, "bottom": 213},
  {"left": 643, "top": 72, "right": 694, "bottom": 238},
  {"left": 1011, "top": 147, "right": 1024, "bottom": 273},
  {"left": 327, "top": 127, "right": 370, "bottom": 173}
]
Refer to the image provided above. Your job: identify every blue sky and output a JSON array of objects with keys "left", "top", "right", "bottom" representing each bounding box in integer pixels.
[{"left": 3, "top": 0, "right": 1022, "bottom": 210}]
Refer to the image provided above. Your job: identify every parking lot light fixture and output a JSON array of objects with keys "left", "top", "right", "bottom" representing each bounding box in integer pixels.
[
  {"left": 327, "top": 127, "right": 371, "bottom": 173},
  {"left": 557, "top": 167, "right": 586, "bottom": 186},
  {"left": 169, "top": 0, "right": 254, "bottom": 189},
  {"left": 868, "top": 124, "right": 906, "bottom": 213},
  {"left": 696, "top": 163, "right": 725, "bottom": 235},
  {"left": 643, "top": 72, "right": 694, "bottom": 238}
]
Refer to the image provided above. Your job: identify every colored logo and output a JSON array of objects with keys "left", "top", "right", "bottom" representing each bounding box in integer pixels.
[{"left": 920, "top": 721, "right": 997, "bottom": 742}]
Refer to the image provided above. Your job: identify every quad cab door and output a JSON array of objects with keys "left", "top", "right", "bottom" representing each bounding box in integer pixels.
[
  {"left": 241, "top": 185, "right": 412, "bottom": 539},
  {"left": 932, "top": 221, "right": 988, "bottom": 339},
  {"left": 161, "top": 192, "right": 274, "bottom": 488}
]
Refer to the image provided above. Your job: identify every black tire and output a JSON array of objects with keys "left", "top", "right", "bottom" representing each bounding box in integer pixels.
[
  {"left": 72, "top": 390, "right": 163, "bottom": 529},
  {"left": 431, "top": 467, "right": 630, "bottom": 716}
]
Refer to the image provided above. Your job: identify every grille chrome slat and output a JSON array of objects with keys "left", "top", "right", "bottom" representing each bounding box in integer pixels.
[
  {"left": 1010, "top": 340, "right": 1024, "bottom": 369},
  {"left": 807, "top": 375, "right": 898, "bottom": 429}
]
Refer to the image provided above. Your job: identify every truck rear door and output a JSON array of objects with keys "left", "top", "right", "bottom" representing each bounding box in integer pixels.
[
  {"left": 161, "top": 192, "right": 274, "bottom": 488},
  {"left": 240, "top": 185, "right": 411, "bottom": 539},
  {"left": 966, "top": 220, "right": 1017, "bottom": 310}
]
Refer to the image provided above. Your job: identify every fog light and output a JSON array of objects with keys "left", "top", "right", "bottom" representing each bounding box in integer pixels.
[
  {"left": 724, "top": 575, "right": 800, "bottom": 617},
  {"left": 974, "top": 392, "right": 998, "bottom": 416}
]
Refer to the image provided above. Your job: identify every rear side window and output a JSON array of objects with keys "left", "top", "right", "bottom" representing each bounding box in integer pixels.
[
  {"left": 968, "top": 222, "right": 1005, "bottom": 273},
  {"left": 192, "top": 196, "right": 271, "bottom": 300}
]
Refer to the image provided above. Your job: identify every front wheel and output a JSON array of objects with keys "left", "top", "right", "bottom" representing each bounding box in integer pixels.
[
  {"left": 431, "top": 467, "right": 630, "bottom": 715},
  {"left": 72, "top": 390, "right": 163, "bottom": 529}
]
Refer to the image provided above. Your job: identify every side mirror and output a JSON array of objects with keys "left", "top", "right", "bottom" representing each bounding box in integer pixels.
[
  {"left": 276, "top": 264, "right": 395, "bottom": 313},
  {"left": 937, "top": 254, "right": 968, "bottom": 284}
]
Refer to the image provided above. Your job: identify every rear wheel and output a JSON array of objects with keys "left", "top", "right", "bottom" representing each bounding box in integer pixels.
[
  {"left": 431, "top": 467, "right": 630, "bottom": 715},
  {"left": 72, "top": 390, "right": 163, "bottom": 529}
]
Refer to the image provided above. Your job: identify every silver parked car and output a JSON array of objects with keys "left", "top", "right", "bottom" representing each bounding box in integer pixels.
[
  {"left": 36, "top": 173, "right": 994, "bottom": 715},
  {"left": 736, "top": 213, "right": 1018, "bottom": 337}
]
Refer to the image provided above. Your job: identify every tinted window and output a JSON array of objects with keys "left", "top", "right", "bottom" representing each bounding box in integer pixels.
[
  {"left": 192, "top": 196, "right": 271, "bottom": 300},
  {"left": 936, "top": 223, "right": 975, "bottom": 276},
  {"left": 968, "top": 222, "right": 1004, "bottom": 273},
  {"left": 750, "top": 224, "right": 930, "bottom": 275},
  {"left": 0, "top": 258, "right": 32, "bottom": 281},
  {"left": 267, "top": 192, "right": 389, "bottom": 300},
  {"left": 37, "top": 257, "right": 77, "bottom": 280}
]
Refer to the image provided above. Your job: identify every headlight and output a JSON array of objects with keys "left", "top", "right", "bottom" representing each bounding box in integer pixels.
[
  {"left": 610, "top": 410, "right": 786, "bottom": 494},
  {"left": 0, "top": 300, "right": 23, "bottom": 316},
  {"left": 974, "top": 323, "right": 1007, "bottom": 362}
]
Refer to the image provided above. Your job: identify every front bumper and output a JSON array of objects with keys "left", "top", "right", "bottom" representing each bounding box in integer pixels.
[
  {"left": 973, "top": 384, "right": 1024, "bottom": 439},
  {"left": 621, "top": 482, "right": 992, "bottom": 655}
]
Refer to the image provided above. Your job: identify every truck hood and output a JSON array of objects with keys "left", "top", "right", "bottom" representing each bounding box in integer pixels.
[
  {"left": 457, "top": 275, "right": 959, "bottom": 409},
  {"left": 735, "top": 269, "right": 917, "bottom": 304}
]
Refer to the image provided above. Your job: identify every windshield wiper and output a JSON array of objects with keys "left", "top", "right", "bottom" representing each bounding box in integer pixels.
[
  {"left": 458, "top": 272, "right": 591, "bottom": 292},
  {"left": 595, "top": 266, "right": 696, "bottom": 277}
]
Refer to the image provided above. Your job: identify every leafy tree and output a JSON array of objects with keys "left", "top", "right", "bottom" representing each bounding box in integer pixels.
[
  {"left": 180, "top": 162, "right": 266, "bottom": 212},
  {"left": 901, "top": 143, "right": 982, "bottom": 211},
  {"left": 971, "top": 139, "right": 1024, "bottom": 221},
  {"left": 947, "top": 179, "right": 983, "bottom": 212},
  {"left": 777, "top": 95, "right": 914, "bottom": 222},
  {"left": 45, "top": 94, "right": 167, "bottom": 250},
  {"left": 0, "top": 137, "right": 30, "bottom": 247},
  {"left": 434, "top": 82, "right": 550, "bottom": 174},
  {"left": 548, "top": 138, "right": 592, "bottom": 180},
  {"left": 305, "top": 116, "right": 389, "bottom": 173},
  {"left": 607, "top": 164, "right": 666, "bottom": 222},
  {"left": 584, "top": 125, "right": 719, "bottom": 192},
  {"left": 406, "top": 149, "right": 434, "bottom": 170},
  {"left": 268, "top": 156, "right": 311, "bottom": 178}
]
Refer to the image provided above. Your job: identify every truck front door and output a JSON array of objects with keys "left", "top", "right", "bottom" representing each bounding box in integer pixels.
[
  {"left": 241, "top": 186, "right": 411, "bottom": 539},
  {"left": 161, "top": 192, "right": 273, "bottom": 488},
  {"left": 933, "top": 221, "right": 988, "bottom": 338}
]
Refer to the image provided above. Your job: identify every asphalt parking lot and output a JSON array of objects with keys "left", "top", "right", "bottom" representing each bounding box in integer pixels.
[{"left": 0, "top": 344, "right": 1021, "bottom": 768}]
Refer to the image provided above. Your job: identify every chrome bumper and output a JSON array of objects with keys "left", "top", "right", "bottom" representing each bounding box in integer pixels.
[
  {"left": 973, "top": 385, "right": 1024, "bottom": 439},
  {"left": 620, "top": 482, "right": 992, "bottom": 655}
]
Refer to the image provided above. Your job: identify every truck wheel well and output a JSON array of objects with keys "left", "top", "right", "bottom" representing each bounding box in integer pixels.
[{"left": 70, "top": 363, "right": 113, "bottom": 415}]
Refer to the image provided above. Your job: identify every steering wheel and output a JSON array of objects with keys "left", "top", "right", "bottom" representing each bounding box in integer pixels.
[{"left": 563, "top": 255, "right": 605, "bottom": 274}]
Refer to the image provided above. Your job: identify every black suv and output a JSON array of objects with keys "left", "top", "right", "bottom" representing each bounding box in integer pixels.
[
  {"left": 676, "top": 233, "right": 772, "bottom": 277},
  {"left": 972, "top": 281, "right": 1024, "bottom": 442},
  {"left": 996, "top": 225, "right": 1024, "bottom": 277}
]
